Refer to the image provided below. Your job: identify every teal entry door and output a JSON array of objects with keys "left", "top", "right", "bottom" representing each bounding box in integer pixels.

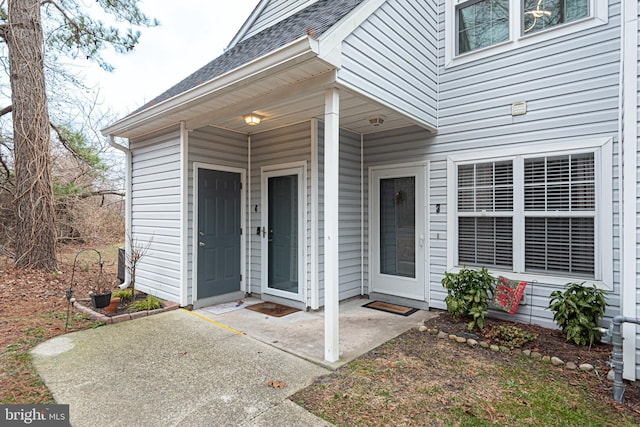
[
  {"left": 262, "top": 165, "right": 304, "bottom": 301},
  {"left": 197, "top": 168, "right": 241, "bottom": 299}
]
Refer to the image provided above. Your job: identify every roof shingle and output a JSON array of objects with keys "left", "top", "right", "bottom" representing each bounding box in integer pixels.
[{"left": 133, "top": 0, "right": 364, "bottom": 114}]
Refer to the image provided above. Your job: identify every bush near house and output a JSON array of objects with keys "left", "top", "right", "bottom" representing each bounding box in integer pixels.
[
  {"left": 549, "top": 282, "right": 607, "bottom": 346},
  {"left": 441, "top": 267, "right": 495, "bottom": 332}
]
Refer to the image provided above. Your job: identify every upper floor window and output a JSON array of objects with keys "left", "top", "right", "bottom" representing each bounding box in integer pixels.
[
  {"left": 457, "top": 0, "right": 509, "bottom": 54},
  {"left": 447, "top": 0, "right": 607, "bottom": 66},
  {"left": 523, "top": 0, "right": 589, "bottom": 34}
]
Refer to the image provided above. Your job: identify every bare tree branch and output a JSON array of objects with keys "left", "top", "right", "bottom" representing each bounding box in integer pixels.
[{"left": 0, "top": 104, "right": 12, "bottom": 117}]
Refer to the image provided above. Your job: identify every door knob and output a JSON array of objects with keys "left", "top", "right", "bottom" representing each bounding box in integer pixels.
[{"left": 199, "top": 242, "right": 205, "bottom": 247}]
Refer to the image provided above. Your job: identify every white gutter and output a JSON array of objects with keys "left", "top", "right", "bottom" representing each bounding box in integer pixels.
[
  {"left": 619, "top": 0, "right": 638, "bottom": 381},
  {"left": 101, "top": 37, "right": 319, "bottom": 138},
  {"left": 108, "top": 136, "right": 132, "bottom": 288}
]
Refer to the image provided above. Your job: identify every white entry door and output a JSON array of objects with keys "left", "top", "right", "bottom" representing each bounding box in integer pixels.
[{"left": 371, "top": 166, "right": 426, "bottom": 300}]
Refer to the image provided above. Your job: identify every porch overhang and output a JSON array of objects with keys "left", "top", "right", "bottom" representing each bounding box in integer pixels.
[{"left": 101, "top": 36, "right": 435, "bottom": 140}]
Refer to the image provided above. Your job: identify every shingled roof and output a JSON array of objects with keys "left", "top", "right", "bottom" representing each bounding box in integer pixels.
[{"left": 133, "top": 0, "right": 365, "bottom": 114}]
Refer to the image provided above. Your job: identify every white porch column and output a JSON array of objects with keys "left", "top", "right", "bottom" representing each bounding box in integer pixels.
[{"left": 324, "top": 87, "right": 340, "bottom": 363}]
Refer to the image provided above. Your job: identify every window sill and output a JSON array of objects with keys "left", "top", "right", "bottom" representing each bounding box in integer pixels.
[
  {"left": 445, "top": 14, "right": 608, "bottom": 69},
  {"left": 446, "top": 265, "right": 612, "bottom": 291}
]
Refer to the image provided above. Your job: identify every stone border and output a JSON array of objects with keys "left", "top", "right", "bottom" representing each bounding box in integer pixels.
[
  {"left": 417, "top": 325, "right": 614, "bottom": 381},
  {"left": 73, "top": 299, "right": 180, "bottom": 325}
]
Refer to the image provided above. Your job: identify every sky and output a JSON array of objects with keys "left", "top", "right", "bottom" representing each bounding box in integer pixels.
[{"left": 80, "top": 0, "right": 259, "bottom": 118}]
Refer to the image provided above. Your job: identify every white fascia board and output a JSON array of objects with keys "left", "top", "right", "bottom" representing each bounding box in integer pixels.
[
  {"left": 226, "top": 0, "right": 270, "bottom": 50},
  {"left": 335, "top": 80, "right": 437, "bottom": 133},
  {"left": 316, "top": 0, "right": 387, "bottom": 67},
  {"left": 101, "top": 36, "right": 319, "bottom": 137}
]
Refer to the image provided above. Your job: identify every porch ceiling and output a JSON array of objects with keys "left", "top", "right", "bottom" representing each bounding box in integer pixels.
[{"left": 107, "top": 56, "right": 418, "bottom": 140}]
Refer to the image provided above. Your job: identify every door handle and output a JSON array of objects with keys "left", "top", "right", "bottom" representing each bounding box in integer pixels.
[
  {"left": 419, "top": 235, "right": 425, "bottom": 248},
  {"left": 199, "top": 242, "right": 205, "bottom": 247}
]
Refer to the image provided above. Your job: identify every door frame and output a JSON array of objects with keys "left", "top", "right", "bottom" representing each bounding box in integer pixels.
[
  {"left": 368, "top": 162, "right": 429, "bottom": 301},
  {"left": 260, "top": 161, "right": 307, "bottom": 303},
  {"left": 192, "top": 162, "right": 247, "bottom": 304}
]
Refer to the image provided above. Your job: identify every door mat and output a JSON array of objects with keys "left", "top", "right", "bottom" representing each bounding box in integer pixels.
[
  {"left": 203, "top": 300, "right": 260, "bottom": 315},
  {"left": 245, "top": 302, "right": 300, "bottom": 317},
  {"left": 362, "top": 301, "right": 418, "bottom": 316}
]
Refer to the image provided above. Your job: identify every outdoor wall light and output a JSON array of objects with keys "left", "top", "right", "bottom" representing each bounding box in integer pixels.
[{"left": 243, "top": 112, "right": 263, "bottom": 126}]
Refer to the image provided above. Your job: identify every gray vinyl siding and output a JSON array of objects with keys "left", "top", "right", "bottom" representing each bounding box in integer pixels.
[
  {"left": 187, "top": 127, "right": 248, "bottom": 304},
  {"left": 338, "top": 0, "right": 438, "bottom": 128},
  {"left": 241, "top": 0, "right": 317, "bottom": 42},
  {"left": 360, "top": 0, "right": 622, "bottom": 328},
  {"left": 130, "top": 128, "right": 182, "bottom": 302},
  {"left": 316, "top": 125, "right": 364, "bottom": 306},
  {"left": 249, "top": 122, "right": 312, "bottom": 304}
]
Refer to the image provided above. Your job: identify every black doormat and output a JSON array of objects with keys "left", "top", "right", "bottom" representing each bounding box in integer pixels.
[
  {"left": 246, "top": 302, "right": 300, "bottom": 317},
  {"left": 362, "top": 301, "right": 419, "bottom": 316}
]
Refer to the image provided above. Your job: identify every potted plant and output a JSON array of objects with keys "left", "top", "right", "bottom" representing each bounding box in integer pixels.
[{"left": 89, "top": 284, "right": 112, "bottom": 309}]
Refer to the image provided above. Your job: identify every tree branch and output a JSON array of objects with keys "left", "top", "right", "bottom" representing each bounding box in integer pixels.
[
  {"left": 78, "top": 189, "right": 124, "bottom": 199},
  {"left": 50, "top": 121, "right": 85, "bottom": 163},
  {"left": 0, "top": 104, "right": 12, "bottom": 118}
]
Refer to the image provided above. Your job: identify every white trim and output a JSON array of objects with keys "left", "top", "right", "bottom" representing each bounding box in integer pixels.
[
  {"left": 179, "top": 123, "right": 189, "bottom": 307},
  {"left": 260, "top": 161, "right": 307, "bottom": 303},
  {"left": 324, "top": 87, "right": 340, "bottom": 363},
  {"left": 192, "top": 163, "right": 247, "bottom": 304},
  {"left": 369, "top": 163, "right": 428, "bottom": 302},
  {"left": 360, "top": 132, "right": 365, "bottom": 296},
  {"left": 247, "top": 134, "right": 252, "bottom": 295},
  {"left": 226, "top": 0, "right": 270, "bottom": 50},
  {"left": 310, "top": 119, "right": 320, "bottom": 309},
  {"left": 446, "top": 137, "right": 613, "bottom": 290},
  {"left": 444, "top": 0, "right": 609, "bottom": 68},
  {"left": 317, "top": 0, "right": 386, "bottom": 67},
  {"left": 102, "top": 37, "right": 319, "bottom": 137},
  {"left": 621, "top": 0, "right": 638, "bottom": 381}
]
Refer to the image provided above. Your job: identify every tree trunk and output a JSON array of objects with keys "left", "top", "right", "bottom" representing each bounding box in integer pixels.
[{"left": 7, "top": 0, "right": 57, "bottom": 269}]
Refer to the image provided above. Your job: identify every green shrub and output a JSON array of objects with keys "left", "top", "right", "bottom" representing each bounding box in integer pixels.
[
  {"left": 441, "top": 267, "right": 495, "bottom": 332},
  {"left": 112, "top": 288, "right": 133, "bottom": 301},
  {"left": 548, "top": 282, "right": 607, "bottom": 346},
  {"left": 484, "top": 324, "right": 536, "bottom": 348},
  {"left": 129, "top": 295, "right": 162, "bottom": 311}
]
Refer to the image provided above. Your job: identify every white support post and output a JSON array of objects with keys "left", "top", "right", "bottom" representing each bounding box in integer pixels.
[{"left": 324, "top": 87, "right": 340, "bottom": 363}]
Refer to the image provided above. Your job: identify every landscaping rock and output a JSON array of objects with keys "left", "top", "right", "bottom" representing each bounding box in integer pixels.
[
  {"left": 437, "top": 331, "right": 448, "bottom": 340},
  {"left": 455, "top": 336, "right": 467, "bottom": 344},
  {"left": 551, "top": 357, "right": 564, "bottom": 366},
  {"left": 467, "top": 339, "right": 478, "bottom": 348},
  {"left": 522, "top": 349, "right": 531, "bottom": 357},
  {"left": 542, "top": 355, "right": 551, "bottom": 362},
  {"left": 479, "top": 341, "right": 489, "bottom": 349},
  {"left": 579, "top": 363, "right": 594, "bottom": 372},
  {"left": 531, "top": 352, "right": 542, "bottom": 360},
  {"left": 448, "top": 334, "right": 457, "bottom": 341},
  {"left": 418, "top": 325, "right": 428, "bottom": 332},
  {"left": 500, "top": 346, "right": 510, "bottom": 353},
  {"left": 608, "top": 370, "right": 615, "bottom": 381},
  {"left": 566, "top": 362, "right": 577, "bottom": 370},
  {"left": 490, "top": 345, "right": 500, "bottom": 352}
]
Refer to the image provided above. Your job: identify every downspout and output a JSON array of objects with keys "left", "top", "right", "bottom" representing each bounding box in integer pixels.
[
  {"left": 619, "top": 0, "right": 639, "bottom": 381},
  {"left": 603, "top": 316, "right": 640, "bottom": 402},
  {"left": 108, "top": 136, "right": 132, "bottom": 289}
]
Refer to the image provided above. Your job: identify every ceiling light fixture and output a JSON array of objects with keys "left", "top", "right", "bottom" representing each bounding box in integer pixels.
[{"left": 243, "top": 112, "right": 263, "bottom": 126}]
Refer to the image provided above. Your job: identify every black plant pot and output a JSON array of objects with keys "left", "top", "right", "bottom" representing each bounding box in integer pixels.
[{"left": 91, "top": 291, "right": 112, "bottom": 309}]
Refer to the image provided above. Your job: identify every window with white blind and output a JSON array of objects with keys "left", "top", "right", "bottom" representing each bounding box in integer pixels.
[{"left": 448, "top": 139, "right": 612, "bottom": 288}]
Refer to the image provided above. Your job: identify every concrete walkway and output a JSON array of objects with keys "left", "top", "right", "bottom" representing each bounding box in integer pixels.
[
  {"left": 32, "top": 299, "right": 434, "bottom": 426},
  {"left": 32, "top": 310, "right": 331, "bottom": 427}
]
